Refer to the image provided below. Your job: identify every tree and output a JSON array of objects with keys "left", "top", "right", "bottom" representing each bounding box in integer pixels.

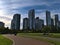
[{"left": 42, "top": 26, "right": 51, "bottom": 35}]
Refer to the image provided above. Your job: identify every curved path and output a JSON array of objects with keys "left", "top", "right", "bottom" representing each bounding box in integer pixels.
[{"left": 3, "top": 34, "right": 53, "bottom": 45}]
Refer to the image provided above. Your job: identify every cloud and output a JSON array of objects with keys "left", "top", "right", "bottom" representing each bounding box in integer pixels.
[
  {"left": 0, "top": 17, "right": 11, "bottom": 27},
  {"left": 0, "top": 0, "right": 60, "bottom": 29}
]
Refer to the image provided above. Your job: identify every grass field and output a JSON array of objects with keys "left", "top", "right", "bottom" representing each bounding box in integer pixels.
[
  {"left": 0, "top": 35, "right": 13, "bottom": 45},
  {"left": 48, "top": 33, "right": 60, "bottom": 38},
  {"left": 17, "top": 33, "right": 60, "bottom": 45}
]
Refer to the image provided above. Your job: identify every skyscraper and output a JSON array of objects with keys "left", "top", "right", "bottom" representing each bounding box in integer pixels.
[
  {"left": 35, "top": 17, "right": 40, "bottom": 30},
  {"left": 54, "top": 14, "right": 59, "bottom": 27},
  {"left": 23, "top": 18, "right": 29, "bottom": 30},
  {"left": 11, "top": 20, "right": 15, "bottom": 30},
  {"left": 46, "top": 11, "right": 51, "bottom": 26},
  {"left": 11, "top": 14, "right": 21, "bottom": 30},
  {"left": 51, "top": 18, "right": 54, "bottom": 26},
  {"left": 39, "top": 19, "right": 44, "bottom": 30},
  {"left": 35, "top": 17, "right": 44, "bottom": 30},
  {"left": 0, "top": 22, "right": 5, "bottom": 28},
  {"left": 28, "top": 9, "right": 35, "bottom": 30},
  {"left": 57, "top": 21, "right": 60, "bottom": 28}
]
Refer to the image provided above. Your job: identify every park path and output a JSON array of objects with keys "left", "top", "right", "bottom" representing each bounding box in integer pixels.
[{"left": 3, "top": 34, "right": 52, "bottom": 45}]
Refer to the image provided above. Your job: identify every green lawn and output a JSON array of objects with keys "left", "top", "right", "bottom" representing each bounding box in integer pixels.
[
  {"left": 17, "top": 33, "right": 60, "bottom": 45},
  {"left": 18, "top": 33, "right": 60, "bottom": 38},
  {"left": 48, "top": 33, "right": 60, "bottom": 38},
  {"left": 0, "top": 35, "right": 13, "bottom": 45}
]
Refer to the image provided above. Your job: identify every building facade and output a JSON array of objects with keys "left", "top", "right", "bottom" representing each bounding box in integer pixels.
[
  {"left": 54, "top": 14, "right": 59, "bottom": 27},
  {"left": 51, "top": 18, "right": 54, "bottom": 26},
  {"left": 35, "top": 17, "right": 40, "bottom": 30},
  {"left": 23, "top": 18, "right": 29, "bottom": 30},
  {"left": 11, "top": 14, "right": 21, "bottom": 30},
  {"left": 35, "top": 17, "right": 44, "bottom": 30},
  {"left": 11, "top": 20, "right": 15, "bottom": 30},
  {"left": 57, "top": 21, "right": 60, "bottom": 28},
  {"left": 46, "top": 11, "right": 51, "bottom": 26},
  {"left": 39, "top": 19, "right": 44, "bottom": 30},
  {"left": 28, "top": 9, "right": 35, "bottom": 30},
  {"left": 0, "top": 22, "right": 5, "bottom": 28}
]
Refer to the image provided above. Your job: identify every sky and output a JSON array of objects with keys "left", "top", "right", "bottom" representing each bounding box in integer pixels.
[{"left": 0, "top": 0, "right": 60, "bottom": 29}]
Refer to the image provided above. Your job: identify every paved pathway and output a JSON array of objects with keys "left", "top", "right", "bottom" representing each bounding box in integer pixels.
[{"left": 3, "top": 34, "right": 52, "bottom": 45}]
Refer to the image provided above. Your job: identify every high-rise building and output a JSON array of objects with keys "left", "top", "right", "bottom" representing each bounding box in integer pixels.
[
  {"left": 28, "top": 9, "right": 35, "bottom": 30},
  {"left": 39, "top": 19, "right": 44, "bottom": 30},
  {"left": 51, "top": 18, "right": 54, "bottom": 26},
  {"left": 23, "top": 18, "right": 29, "bottom": 30},
  {"left": 0, "top": 22, "right": 5, "bottom": 28},
  {"left": 35, "top": 17, "right": 40, "bottom": 30},
  {"left": 46, "top": 11, "right": 51, "bottom": 26},
  {"left": 54, "top": 14, "right": 59, "bottom": 27},
  {"left": 11, "top": 14, "right": 21, "bottom": 30},
  {"left": 35, "top": 17, "right": 44, "bottom": 30},
  {"left": 11, "top": 20, "right": 15, "bottom": 30},
  {"left": 57, "top": 21, "right": 60, "bottom": 28}
]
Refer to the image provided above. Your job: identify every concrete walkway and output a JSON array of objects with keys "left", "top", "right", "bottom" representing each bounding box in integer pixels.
[{"left": 3, "top": 34, "right": 52, "bottom": 45}]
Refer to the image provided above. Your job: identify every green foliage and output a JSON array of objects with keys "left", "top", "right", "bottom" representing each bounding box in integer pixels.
[{"left": 42, "top": 26, "right": 51, "bottom": 35}]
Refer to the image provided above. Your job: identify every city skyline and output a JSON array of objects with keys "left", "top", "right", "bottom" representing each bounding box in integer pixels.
[
  {"left": 0, "top": 0, "right": 60, "bottom": 29},
  {"left": 11, "top": 9, "right": 60, "bottom": 30}
]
